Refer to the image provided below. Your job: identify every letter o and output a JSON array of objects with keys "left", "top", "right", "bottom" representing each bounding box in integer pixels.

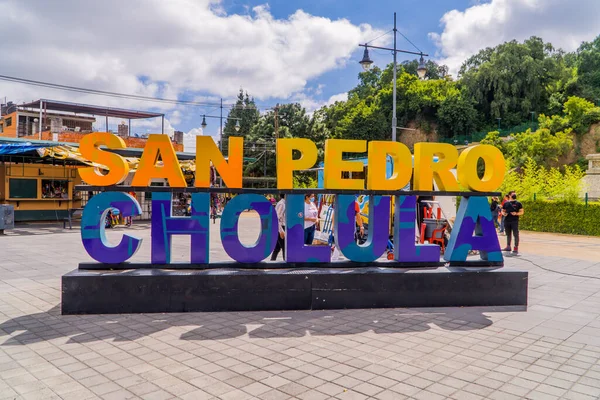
[
  {"left": 220, "top": 194, "right": 278, "bottom": 263},
  {"left": 457, "top": 145, "right": 505, "bottom": 192}
]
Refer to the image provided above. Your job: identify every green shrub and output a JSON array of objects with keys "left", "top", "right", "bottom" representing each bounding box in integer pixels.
[
  {"left": 500, "top": 159, "right": 585, "bottom": 202},
  {"left": 520, "top": 200, "right": 600, "bottom": 236}
]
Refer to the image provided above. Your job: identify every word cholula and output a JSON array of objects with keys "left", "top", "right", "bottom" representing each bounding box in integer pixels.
[{"left": 79, "top": 133, "right": 506, "bottom": 264}]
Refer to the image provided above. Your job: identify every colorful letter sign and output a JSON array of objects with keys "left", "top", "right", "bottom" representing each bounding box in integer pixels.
[{"left": 78, "top": 134, "right": 507, "bottom": 268}]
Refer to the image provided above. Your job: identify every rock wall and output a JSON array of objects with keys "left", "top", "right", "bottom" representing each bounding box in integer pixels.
[{"left": 397, "top": 122, "right": 439, "bottom": 150}]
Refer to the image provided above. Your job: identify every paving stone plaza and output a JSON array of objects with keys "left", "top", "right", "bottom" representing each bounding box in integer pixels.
[{"left": 1, "top": 219, "right": 600, "bottom": 399}]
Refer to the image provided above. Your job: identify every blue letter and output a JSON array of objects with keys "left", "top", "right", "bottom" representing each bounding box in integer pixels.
[
  {"left": 335, "top": 195, "right": 389, "bottom": 262},
  {"left": 393, "top": 196, "right": 440, "bottom": 262},
  {"left": 445, "top": 196, "right": 503, "bottom": 262},
  {"left": 81, "top": 192, "right": 142, "bottom": 264},
  {"left": 151, "top": 192, "right": 210, "bottom": 264}
]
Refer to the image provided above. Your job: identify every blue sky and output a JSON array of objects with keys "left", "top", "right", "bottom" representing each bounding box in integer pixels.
[
  {"left": 185, "top": 0, "right": 477, "bottom": 137},
  {"left": 222, "top": 0, "right": 472, "bottom": 99}
]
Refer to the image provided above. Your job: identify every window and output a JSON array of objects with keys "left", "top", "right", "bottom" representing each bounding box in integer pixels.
[
  {"left": 9, "top": 178, "right": 37, "bottom": 199},
  {"left": 5, "top": 117, "right": 12, "bottom": 127},
  {"left": 41, "top": 180, "right": 69, "bottom": 199}
]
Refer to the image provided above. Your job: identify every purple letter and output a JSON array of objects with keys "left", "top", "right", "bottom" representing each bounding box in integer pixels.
[
  {"left": 81, "top": 192, "right": 142, "bottom": 264},
  {"left": 220, "top": 194, "right": 278, "bottom": 263},
  {"left": 151, "top": 192, "right": 209, "bottom": 264},
  {"left": 393, "top": 196, "right": 440, "bottom": 262}
]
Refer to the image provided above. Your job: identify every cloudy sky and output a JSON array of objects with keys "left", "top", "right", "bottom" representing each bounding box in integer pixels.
[{"left": 1, "top": 0, "right": 600, "bottom": 151}]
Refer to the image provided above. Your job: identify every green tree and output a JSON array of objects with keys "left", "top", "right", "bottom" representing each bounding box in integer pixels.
[
  {"left": 401, "top": 59, "right": 449, "bottom": 80},
  {"left": 220, "top": 89, "right": 260, "bottom": 154},
  {"left": 480, "top": 131, "right": 507, "bottom": 154},
  {"left": 505, "top": 128, "right": 573, "bottom": 169},
  {"left": 437, "top": 94, "right": 478, "bottom": 138},
  {"left": 563, "top": 96, "right": 600, "bottom": 134},
  {"left": 459, "top": 37, "right": 570, "bottom": 126},
  {"left": 574, "top": 35, "right": 600, "bottom": 102},
  {"left": 244, "top": 103, "right": 332, "bottom": 177}
]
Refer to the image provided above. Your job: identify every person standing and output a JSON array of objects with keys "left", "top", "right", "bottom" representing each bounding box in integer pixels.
[
  {"left": 270, "top": 194, "right": 286, "bottom": 261},
  {"left": 303, "top": 194, "right": 318, "bottom": 245},
  {"left": 502, "top": 193, "right": 524, "bottom": 254},
  {"left": 490, "top": 196, "right": 500, "bottom": 230},
  {"left": 498, "top": 194, "right": 509, "bottom": 234},
  {"left": 354, "top": 198, "right": 365, "bottom": 244}
]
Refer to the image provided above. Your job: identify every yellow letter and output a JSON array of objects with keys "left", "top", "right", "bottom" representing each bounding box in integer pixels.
[
  {"left": 324, "top": 139, "right": 367, "bottom": 190},
  {"left": 131, "top": 134, "right": 186, "bottom": 187},
  {"left": 413, "top": 143, "right": 459, "bottom": 191},
  {"left": 457, "top": 145, "right": 505, "bottom": 191},
  {"left": 195, "top": 136, "right": 243, "bottom": 188},
  {"left": 276, "top": 138, "right": 318, "bottom": 189},
  {"left": 79, "top": 132, "right": 129, "bottom": 186},
  {"left": 367, "top": 141, "right": 412, "bottom": 190}
]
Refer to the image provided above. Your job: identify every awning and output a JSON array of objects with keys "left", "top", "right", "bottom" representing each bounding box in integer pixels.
[
  {"left": 0, "top": 143, "right": 48, "bottom": 155},
  {"left": 36, "top": 145, "right": 196, "bottom": 172}
]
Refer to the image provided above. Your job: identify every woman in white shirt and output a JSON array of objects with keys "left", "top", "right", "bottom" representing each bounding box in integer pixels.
[{"left": 304, "top": 193, "right": 318, "bottom": 245}]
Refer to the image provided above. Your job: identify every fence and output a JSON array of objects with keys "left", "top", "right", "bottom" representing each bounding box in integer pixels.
[{"left": 439, "top": 122, "right": 538, "bottom": 144}]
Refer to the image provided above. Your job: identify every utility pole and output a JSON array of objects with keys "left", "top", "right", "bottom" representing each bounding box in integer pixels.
[
  {"left": 263, "top": 144, "right": 267, "bottom": 177},
  {"left": 392, "top": 12, "right": 397, "bottom": 142},
  {"left": 219, "top": 98, "right": 223, "bottom": 152},
  {"left": 358, "top": 13, "right": 428, "bottom": 143},
  {"left": 274, "top": 104, "right": 279, "bottom": 139}
]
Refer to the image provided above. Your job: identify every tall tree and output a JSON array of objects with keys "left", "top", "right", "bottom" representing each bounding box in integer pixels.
[
  {"left": 401, "top": 59, "right": 449, "bottom": 80},
  {"left": 220, "top": 89, "right": 260, "bottom": 154},
  {"left": 574, "top": 35, "right": 600, "bottom": 103},
  {"left": 459, "top": 37, "right": 569, "bottom": 126}
]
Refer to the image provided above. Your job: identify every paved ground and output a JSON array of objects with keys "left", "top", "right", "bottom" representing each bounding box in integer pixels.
[{"left": 1, "top": 219, "right": 600, "bottom": 399}]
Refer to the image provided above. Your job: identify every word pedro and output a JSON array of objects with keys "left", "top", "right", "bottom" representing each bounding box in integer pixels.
[
  {"left": 79, "top": 133, "right": 505, "bottom": 192},
  {"left": 82, "top": 192, "right": 502, "bottom": 265}
]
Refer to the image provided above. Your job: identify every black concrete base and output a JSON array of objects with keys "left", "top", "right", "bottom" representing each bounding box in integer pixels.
[{"left": 62, "top": 267, "right": 528, "bottom": 314}]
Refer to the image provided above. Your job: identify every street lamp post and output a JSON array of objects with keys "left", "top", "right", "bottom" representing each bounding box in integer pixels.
[
  {"left": 359, "top": 12, "right": 428, "bottom": 142},
  {"left": 201, "top": 114, "right": 240, "bottom": 149}
]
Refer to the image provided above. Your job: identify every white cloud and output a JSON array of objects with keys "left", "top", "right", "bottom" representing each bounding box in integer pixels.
[
  {"left": 430, "top": 0, "right": 600, "bottom": 75},
  {"left": 326, "top": 92, "right": 348, "bottom": 105},
  {"left": 291, "top": 91, "right": 348, "bottom": 114},
  {"left": 183, "top": 128, "right": 204, "bottom": 153},
  {"left": 0, "top": 0, "right": 383, "bottom": 116}
]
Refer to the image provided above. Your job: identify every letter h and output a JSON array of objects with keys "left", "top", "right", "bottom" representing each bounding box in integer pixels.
[{"left": 151, "top": 192, "right": 210, "bottom": 264}]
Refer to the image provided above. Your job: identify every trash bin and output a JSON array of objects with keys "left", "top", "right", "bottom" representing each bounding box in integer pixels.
[{"left": 0, "top": 205, "right": 15, "bottom": 233}]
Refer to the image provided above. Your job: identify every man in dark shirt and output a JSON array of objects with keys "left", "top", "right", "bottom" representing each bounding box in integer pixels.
[{"left": 502, "top": 193, "right": 524, "bottom": 254}]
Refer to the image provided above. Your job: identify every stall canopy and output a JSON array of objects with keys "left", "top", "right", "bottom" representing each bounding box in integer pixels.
[{"left": 0, "top": 143, "right": 48, "bottom": 155}]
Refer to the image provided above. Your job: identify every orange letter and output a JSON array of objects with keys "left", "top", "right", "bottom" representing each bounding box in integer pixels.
[
  {"left": 413, "top": 143, "right": 459, "bottom": 191},
  {"left": 457, "top": 145, "right": 505, "bottom": 191},
  {"left": 324, "top": 139, "right": 366, "bottom": 190},
  {"left": 78, "top": 132, "right": 129, "bottom": 186},
  {"left": 367, "top": 141, "right": 412, "bottom": 190},
  {"left": 131, "top": 134, "right": 186, "bottom": 187},
  {"left": 196, "top": 136, "right": 243, "bottom": 188},
  {"left": 276, "top": 138, "right": 318, "bottom": 189}
]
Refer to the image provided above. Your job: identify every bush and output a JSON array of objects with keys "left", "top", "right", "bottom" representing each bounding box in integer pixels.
[
  {"left": 499, "top": 159, "right": 585, "bottom": 202},
  {"left": 520, "top": 200, "right": 600, "bottom": 236}
]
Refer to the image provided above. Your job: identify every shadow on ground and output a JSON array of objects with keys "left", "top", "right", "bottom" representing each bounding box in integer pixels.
[
  {"left": 4, "top": 222, "right": 151, "bottom": 236},
  {"left": 0, "top": 305, "right": 525, "bottom": 345}
]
